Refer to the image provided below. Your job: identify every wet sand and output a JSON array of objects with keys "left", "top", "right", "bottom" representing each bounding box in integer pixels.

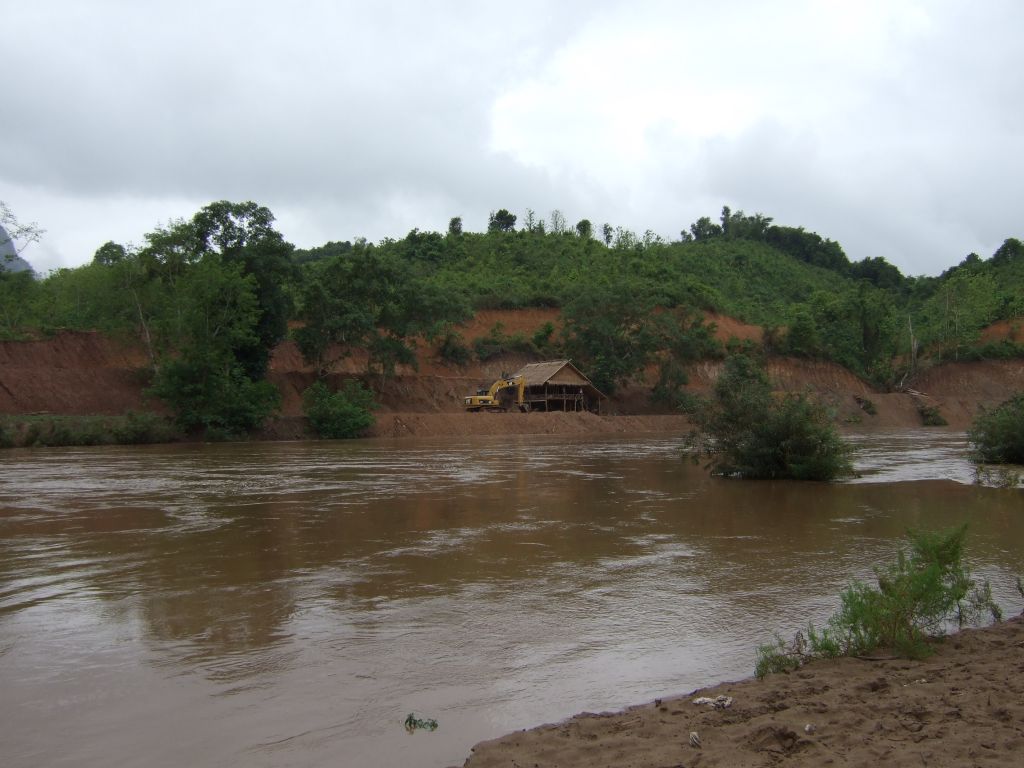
[{"left": 461, "top": 616, "right": 1024, "bottom": 767}]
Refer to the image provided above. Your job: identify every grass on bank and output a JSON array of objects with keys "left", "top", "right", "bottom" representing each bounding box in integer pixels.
[
  {"left": 0, "top": 411, "right": 179, "bottom": 448},
  {"left": 755, "top": 525, "right": 1003, "bottom": 678}
]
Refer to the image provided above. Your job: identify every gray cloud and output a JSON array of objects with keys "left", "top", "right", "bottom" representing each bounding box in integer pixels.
[{"left": 2, "top": 1, "right": 1022, "bottom": 275}]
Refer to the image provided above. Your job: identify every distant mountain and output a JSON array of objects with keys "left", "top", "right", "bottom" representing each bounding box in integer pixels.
[{"left": 0, "top": 223, "right": 36, "bottom": 276}]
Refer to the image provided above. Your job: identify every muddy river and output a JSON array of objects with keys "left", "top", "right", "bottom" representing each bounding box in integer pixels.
[{"left": 1, "top": 431, "right": 1021, "bottom": 767}]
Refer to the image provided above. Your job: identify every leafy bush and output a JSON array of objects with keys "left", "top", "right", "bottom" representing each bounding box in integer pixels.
[
  {"left": 110, "top": 411, "right": 178, "bottom": 444},
  {"left": 651, "top": 359, "right": 691, "bottom": 409},
  {"left": 41, "top": 418, "right": 106, "bottom": 446},
  {"left": 472, "top": 322, "right": 534, "bottom": 362},
  {"left": 816, "top": 526, "right": 1001, "bottom": 657},
  {"left": 303, "top": 379, "right": 377, "bottom": 439},
  {"left": 531, "top": 321, "right": 557, "bottom": 354},
  {"left": 150, "top": 358, "right": 281, "bottom": 437},
  {"left": 690, "top": 355, "right": 853, "bottom": 480},
  {"left": 562, "top": 288, "right": 721, "bottom": 397},
  {"left": 944, "top": 340, "right": 1024, "bottom": 362},
  {"left": 754, "top": 634, "right": 803, "bottom": 679},
  {"left": 437, "top": 331, "right": 472, "bottom": 366},
  {"left": 917, "top": 403, "right": 948, "bottom": 427},
  {"left": 854, "top": 396, "right": 877, "bottom": 416},
  {"left": 755, "top": 526, "right": 1002, "bottom": 677},
  {"left": 969, "top": 393, "right": 1024, "bottom": 464},
  {"left": 651, "top": 359, "right": 708, "bottom": 414}
]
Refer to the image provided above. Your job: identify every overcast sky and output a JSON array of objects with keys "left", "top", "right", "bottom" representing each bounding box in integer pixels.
[{"left": 3, "top": 0, "right": 1022, "bottom": 276}]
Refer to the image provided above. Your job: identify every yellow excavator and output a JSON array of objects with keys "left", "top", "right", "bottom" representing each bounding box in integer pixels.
[{"left": 464, "top": 375, "right": 528, "bottom": 412}]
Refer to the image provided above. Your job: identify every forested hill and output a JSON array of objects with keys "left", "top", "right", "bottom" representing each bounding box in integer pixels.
[
  {"left": 1, "top": 200, "right": 1022, "bottom": 433},
  {"left": 291, "top": 207, "right": 1024, "bottom": 380}
]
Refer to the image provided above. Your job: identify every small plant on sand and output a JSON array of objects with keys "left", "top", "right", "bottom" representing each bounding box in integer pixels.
[
  {"left": 969, "top": 393, "right": 1024, "bottom": 464},
  {"left": 754, "top": 525, "right": 1002, "bottom": 677},
  {"left": 854, "top": 395, "right": 877, "bottom": 416},
  {"left": 754, "top": 633, "right": 804, "bottom": 679},
  {"left": 689, "top": 355, "right": 853, "bottom": 480},
  {"left": 917, "top": 403, "right": 948, "bottom": 427}
]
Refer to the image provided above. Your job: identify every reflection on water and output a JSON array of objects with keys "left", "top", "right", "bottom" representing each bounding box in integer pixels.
[{"left": 0, "top": 431, "right": 1021, "bottom": 768}]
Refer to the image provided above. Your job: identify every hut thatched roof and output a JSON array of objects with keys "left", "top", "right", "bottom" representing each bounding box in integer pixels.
[{"left": 510, "top": 360, "right": 605, "bottom": 398}]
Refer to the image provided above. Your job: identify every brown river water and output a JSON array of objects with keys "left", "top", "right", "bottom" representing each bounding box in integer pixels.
[{"left": 1, "top": 431, "right": 1021, "bottom": 768}]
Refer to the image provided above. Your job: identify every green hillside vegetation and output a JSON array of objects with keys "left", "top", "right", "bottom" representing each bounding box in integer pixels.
[{"left": 1, "top": 200, "right": 1022, "bottom": 435}]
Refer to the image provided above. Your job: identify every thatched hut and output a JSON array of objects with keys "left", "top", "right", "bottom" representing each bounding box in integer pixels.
[{"left": 508, "top": 360, "right": 605, "bottom": 413}]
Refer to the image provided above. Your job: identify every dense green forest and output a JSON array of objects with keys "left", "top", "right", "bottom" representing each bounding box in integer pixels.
[{"left": 2, "top": 200, "right": 1022, "bottom": 433}]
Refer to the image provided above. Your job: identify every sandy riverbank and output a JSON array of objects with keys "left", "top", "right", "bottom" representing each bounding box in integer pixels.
[{"left": 461, "top": 616, "right": 1024, "bottom": 767}]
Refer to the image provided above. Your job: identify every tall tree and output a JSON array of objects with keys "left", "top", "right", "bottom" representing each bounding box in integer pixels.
[
  {"left": 295, "top": 248, "right": 469, "bottom": 378},
  {"left": 189, "top": 201, "right": 297, "bottom": 378},
  {"left": 148, "top": 256, "right": 280, "bottom": 435},
  {"left": 487, "top": 209, "right": 517, "bottom": 233},
  {"left": 688, "top": 216, "right": 723, "bottom": 241},
  {"left": 601, "top": 223, "right": 614, "bottom": 245}
]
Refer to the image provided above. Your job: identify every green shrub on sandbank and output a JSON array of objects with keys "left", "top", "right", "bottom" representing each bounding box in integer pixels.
[{"left": 755, "top": 525, "right": 1003, "bottom": 678}]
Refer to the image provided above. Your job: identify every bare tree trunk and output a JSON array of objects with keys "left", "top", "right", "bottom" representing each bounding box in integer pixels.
[
  {"left": 908, "top": 315, "right": 918, "bottom": 375},
  {"left": 132, "top": 287, "right": 158, "bottom": 373}
]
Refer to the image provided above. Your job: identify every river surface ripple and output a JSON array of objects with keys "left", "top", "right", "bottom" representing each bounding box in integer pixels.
[{"left": 1, "top": 431, "right": 1021, "bottom": 767}]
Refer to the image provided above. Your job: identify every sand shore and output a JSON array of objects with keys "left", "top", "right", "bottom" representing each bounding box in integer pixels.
[{"left": 461, "top": 616, "right": 1023, "bottom": 767}]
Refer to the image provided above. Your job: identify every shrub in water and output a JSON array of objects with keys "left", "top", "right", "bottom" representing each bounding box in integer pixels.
[
  {"left": 303, "top": 380, "right": 377, "bottom": 439},
  {"left": 969, "top": 393, "right": 1024, "bottom": 464},
  {"left": 691, "top": 355, "right": 852, "bottom": 480}
]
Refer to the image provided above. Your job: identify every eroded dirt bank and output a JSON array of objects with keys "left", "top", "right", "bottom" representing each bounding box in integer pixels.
[
  {"left": 461, "top": 616, "right": 1024, "bottom": 768},
  {"left": 2, "top": 315, "right": 1023, "bottom": 436}
]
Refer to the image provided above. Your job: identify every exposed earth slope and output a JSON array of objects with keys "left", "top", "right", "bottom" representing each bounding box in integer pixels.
[{"left": 1, "top": 310, "right": 1022, "bottom": 436}]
